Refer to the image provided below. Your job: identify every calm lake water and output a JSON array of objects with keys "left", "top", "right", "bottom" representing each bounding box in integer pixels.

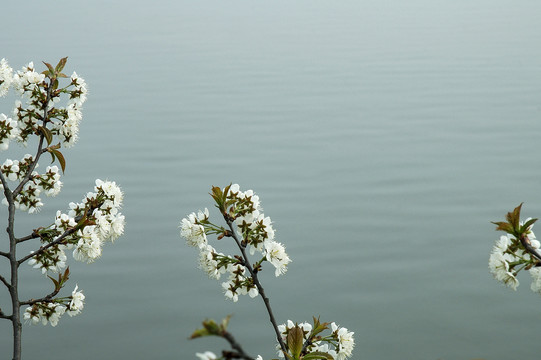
[{"left": 1, "top": 1, "right": 541, "bottom": 359}]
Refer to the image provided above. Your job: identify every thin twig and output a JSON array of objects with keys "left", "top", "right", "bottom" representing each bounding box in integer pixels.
[
  {"left": 16, "top": 231, "right": 40, "bottom": 244},
  {"left": 0, "top": 274, "right": 10, "bottom": 288},
  {"left": 222, "top": 331, "right": 255, "bottom": 360},
  {"left": 0, "top": 310, "right": 11, "bottom": 320},
  {"left": 20, "top": 287, "right": 61, "bottom": 306}
]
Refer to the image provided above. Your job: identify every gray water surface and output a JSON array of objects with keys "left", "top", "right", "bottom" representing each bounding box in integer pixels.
[{"left": 1, "top": 1, "right": 541, "bottom": 359}]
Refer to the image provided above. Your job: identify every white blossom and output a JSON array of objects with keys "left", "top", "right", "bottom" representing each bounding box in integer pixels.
[
  {"left": 28, "top": 245, "right": 67, "bottom": 274},
  {"left": 331, "top": 322, "right": 355, "bottom": 360},
  {"left": 489, "top": 251, "right": 519, "bottom": 290},
  {"left": 198, "top": 245, "right": 227, "bottom": 280},
  {"left": 54, "top": 211, "right": 76, "bottom": 231},
  {"left": 265, "top": 241, "right": 291, "bottom": 277},
  {"left": 180, "top": 210, "right": 208, "bottom": 249},
  {"left": 73, "top": 226, "right": 102, "bottom": 263},
  {"left": 0, "top": 58, "right": 13, "bottom": 97},
  {"left": 95, "top": 179, "right": 123, "bottom": 206},
  {"left": 1, "top": 159, "right": 19, "bottom": 181},
  {"left": 0, "top": 113, "right": 19, "bottom": 150},
  {"left": 67, "top": 285, "right": 85, "bottom": 317},
  {"left": 195, "top": 351, "right": 217, "bottom": 360},
  {"left": 24, "top": 303, "right": 66, "bottom": 327}
]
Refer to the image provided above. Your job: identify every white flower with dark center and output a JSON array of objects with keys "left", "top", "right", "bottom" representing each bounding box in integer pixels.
[
  {"left": 0, "top": 113, "right": 19, "bottom": 150},
  {"left": 222, "top": 280, "right": 240, "bottom": 302}
]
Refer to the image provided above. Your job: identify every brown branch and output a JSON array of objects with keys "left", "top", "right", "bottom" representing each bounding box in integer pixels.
[
  {"left": 222, "top": 331, "right": 255, "bottom": 360},
  {"left": 16, "top": 231, "right": 40, "bottom": 244},
  {"left": 20, "top": 287, "right": 61, "bottom": 306}
]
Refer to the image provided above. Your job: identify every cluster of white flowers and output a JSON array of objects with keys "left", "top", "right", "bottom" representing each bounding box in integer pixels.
[
  {"left": 277, "top": 320, "right": 355, "bottom": 360},
  {"left": 181, "top": 208, "right": 209, "bottom": 248},
  {"left": 0, "top": 156, "right": 62, "bottom": 213},
  {"left": 0, "top": 113, "right": 19, "bottom": 150},
  {"left": 0, "top": 59, "right": 87, "bottom": 148},
  {"left": 12, "top": 62, "right": 46, "bottom": 96},
  {"left": 181, "top": 184, "right": 291, "bottom": 302},
  {"left": 221, "top": 264, "right": 259, "bottom": 302},
  {"left": 489, "top": 220, "right": 541, "bottom": 293},
  {"left": 28, "top": 179, "right": 124, "bottom": 271},
  {"left": 67, "top": 179, "right": 125, "bottom": 263},
  {"left": 28, "top": 245, "right": 67, "bottom": 274},
  {"left": 23, "top": 285, "right": 85, "bottom": 327},
  {"left": 56, "top": 72, "right": 87, "bottom": 147},
  {"left": 0, "top": 58, "right": 13, "bottom": 97},
  {"left": 228, "top": 184, "right": 290, "bottom": 276}
]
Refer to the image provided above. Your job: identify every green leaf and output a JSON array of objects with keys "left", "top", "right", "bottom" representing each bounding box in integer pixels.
[
  {"left": 61, "top": 267, "right": 70, "bottom": 285},
  {"left": 55, "top": 57, "right": 68, "bottom": 73},
  {"left": 521, "top": 218, "right": 538, "bottom": 233},
  {"left": 38, "top": 126, "right": 53, "bottom": 145},
  {"left": 287, "top": 325, "right": 304, "bottom": 359},
  {"left": 202, "top": 319, "right": 221, "bottom": 334},
  {"left": 47, "top": 148, "right": 66, "bottom": 173},
  {"left": 210, "top": 184, "right": 232, "bottom": 214},
  {"left": 304, "top": 352, "right": 335, "bottom": 360},
  {"left": 310, "top": 316, "right": 330, "bottom": 337},
  {"left": 47, "top": 274, "right": 60, "bottom": 291},
  {"left": 492, "top": 221, "right": 514, "bottom": 234},
  {"left": 42, "top": 62, "right": 55, "bottom": 77},
  {"left": 506, "top": 203, "right": 523, "bottom": 232},
  {"left": 189, "top": 327, "right": 210, "bottom": 339}
]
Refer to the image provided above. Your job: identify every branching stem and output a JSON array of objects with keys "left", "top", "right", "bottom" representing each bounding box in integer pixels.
[
  {"left": 17, "top": 226, "right": 77, "bottom": 266},
  {"left": 225, "top": 218, "right": 289, "bottom": 356}
]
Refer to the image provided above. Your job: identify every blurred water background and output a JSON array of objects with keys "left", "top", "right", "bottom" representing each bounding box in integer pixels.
[{"left": 1, "top": 1, "right": 541, "bottom": 359}]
